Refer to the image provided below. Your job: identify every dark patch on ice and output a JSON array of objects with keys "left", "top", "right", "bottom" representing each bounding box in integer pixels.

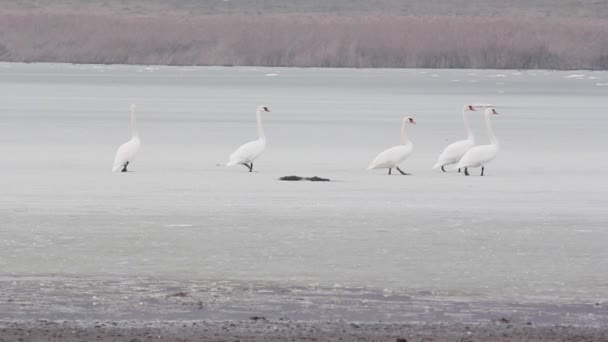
[
  {"left": 307, "top": 176, "right": 331, "bottom": 181},
  {"left": 279, "top": 175, "right": 331, "bottom": 182},
  {"left": 496, "top": 317, "right": 512, "bottom": 324},
  {"left": 167, "top": 291, "right": 188, "bottom": 298}
]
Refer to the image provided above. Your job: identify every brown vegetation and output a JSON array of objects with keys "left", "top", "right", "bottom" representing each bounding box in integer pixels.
[
  {"left": 4, "top": 0, "right": 608, "bottom": 18},
  {"left": 0, "top": 11, "right": 607, "bottom": 69}
]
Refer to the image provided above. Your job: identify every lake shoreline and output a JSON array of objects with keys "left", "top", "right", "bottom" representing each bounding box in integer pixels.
[
  {"left": 4, "top": 60, "right": 607, "bottom": 72},
  {"left": 2, "top": 277, "right": 606, "bottom": 326}
]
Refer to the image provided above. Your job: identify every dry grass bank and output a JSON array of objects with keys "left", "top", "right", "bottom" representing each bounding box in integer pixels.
[{"left": 0, "top": 12, "right": 607, "bottom": 69}]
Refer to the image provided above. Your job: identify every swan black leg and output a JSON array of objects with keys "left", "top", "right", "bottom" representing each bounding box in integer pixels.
[
  {"left": 464, "top": 167, "right": 469, "bottom": 176},
  {"left": 249, "top": 163, "right": 253, "bottom": 172},
  {"left": 395, "top": 166, "right": 410, "bottom": 175},
  {"left": 388, "top": 168, "right": 392, "bottom": 175},
  {"left": 481, "top": 166, "right": 485, "bottom": 176},
  {"left": 441, "top": 166, "right": 446, "bottom": 172},
  {"left": 458, "top": 168, "right": 461, "bottom": 173},
  {"left": 241, "top": 163, "right": 251, "bottom": 170},
  {"left": 121, "top": 161, "right": 129, "bottom": 173}
]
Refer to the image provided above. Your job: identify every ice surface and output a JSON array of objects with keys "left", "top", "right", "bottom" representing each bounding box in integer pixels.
[{"left": 0, "top": 63, "right": 606, "bottom": 305}]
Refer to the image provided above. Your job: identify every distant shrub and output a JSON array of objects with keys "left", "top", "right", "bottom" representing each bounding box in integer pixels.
[
  {"left": 594, "top": 54, "right": 608, "bottom": 70},
  {"left": 0, "top": 43, "right": 9, "bottom": 58}
]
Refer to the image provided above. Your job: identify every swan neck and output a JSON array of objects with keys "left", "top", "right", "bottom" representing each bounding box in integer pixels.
[
  {"left": 401, "top": 120, "right": 410, "bottom": 145},
  {"left": 130, "top": 107, "right": 139, "bottom": 138},
  {"left": 256, "top": 108, "right": 265, "bottom": 139},
  {"left": 463, "top": 108, "right": 473, "bottom": 140},
  {"left": 485, "top": 112, "right": 498, "bottom": 146}
]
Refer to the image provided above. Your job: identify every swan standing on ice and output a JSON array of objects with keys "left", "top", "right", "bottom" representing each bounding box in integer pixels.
[
  {"left": 433, "top": 105, "right": 477, "bottom": 172},
  {"left": 455, "top": 108, "right": 500, "bottom": 176},
  {"left": 112, "top": 104, "right": 141, "bottom": 173},
  {"left": 367, "top": 117, "right": 416, "bottom": 175},
  {"left": 226, "top": 105, "right": 271, "bottom": 172}
]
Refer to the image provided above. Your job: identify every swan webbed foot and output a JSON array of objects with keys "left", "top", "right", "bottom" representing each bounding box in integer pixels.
[
  {"left": 388, "top": 168, "right": 392, "bottom": 175},
  {"left": 481, "top": 166, "right": 485, "bottom": 176},
  {"left": 241, "top": 163, "right": 253, "bottom": 172},
  {"left": 121, "top": 162, "right": 129, "bottom": 173},
  {"left": 395, "top": 166, "right": 410, "bottom": 175},
  {"left": 464, "top": 167, "right": 469, "bottom": 176},
  {"left": 441, "top": 166, "right": 446, "bottom": 173}
]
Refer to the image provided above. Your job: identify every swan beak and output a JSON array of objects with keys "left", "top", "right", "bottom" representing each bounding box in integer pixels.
[
  {"left": 492, "top": 110, "right": 499, "bottom": 115},
  {"left": 263, "top": 107, "right": 271, "bottom": 112},
  {"left": 409, "top": 119, "right": 416, "bottom": 124},
  {"left": 468, "top": 106, "right": 476, "bottom": 111}
]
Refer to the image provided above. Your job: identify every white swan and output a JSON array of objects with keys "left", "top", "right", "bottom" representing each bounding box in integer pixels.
[
  {"left": 367, "top": 117, "right": 416, "bottom": 175},
  {"left": 455, "top": 108, "right": 499, "bottom": 176},
  {"left": 226, "top": 105, "right": 271, "bottom": 172},
  {"left": 433, "top": 105, "right": 477, "bottom": 172},
  {"left": 112, "top": 104, "right": 141, "bottom": 173}
]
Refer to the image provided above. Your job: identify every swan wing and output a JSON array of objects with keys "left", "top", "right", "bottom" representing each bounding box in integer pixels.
[
  {"left": 455, "top": 145, "right": 498, "bottom": 168},
  {"left": 367, "top": 144, "right": 413, "bottom": 169},
  {"left": 227, "top": 139, "right": 266, "bottom": 166},
  {"left": 112, "top": 138, "right": 141, "bottom": 172},
  {"left": 433, "top": 139, "right": 474, "bottom": 168}
]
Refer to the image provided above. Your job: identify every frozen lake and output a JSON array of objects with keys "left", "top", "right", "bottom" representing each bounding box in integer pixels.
[{"left": 0, "top": 63, "right": 607, "bottom": 320}]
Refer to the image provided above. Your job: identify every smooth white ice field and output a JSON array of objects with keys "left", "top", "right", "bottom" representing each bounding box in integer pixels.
[{"left": 0, "top": 63, "right": 606, "bottom": 304}]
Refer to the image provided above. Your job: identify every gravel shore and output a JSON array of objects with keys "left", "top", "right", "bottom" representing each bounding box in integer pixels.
[{"left": 2, "top": 320, "right": 608, "bottom": 342}]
